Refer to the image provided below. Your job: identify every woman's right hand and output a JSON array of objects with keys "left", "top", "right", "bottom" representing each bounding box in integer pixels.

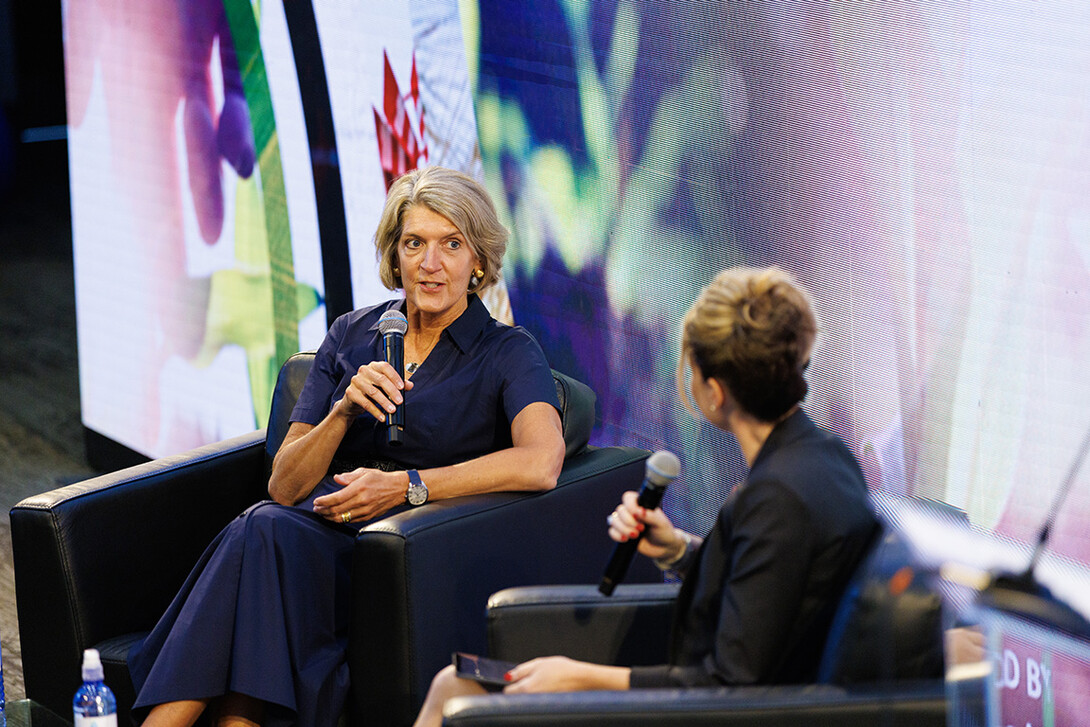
[
  {"left": 270, "top": 362, "right": 412, "bottom": 506},
  {"left": 336, "top": 361, "right": 414, "bottom": 423},
  {"left": 606, "top": 490, "right": 683, "bottom": 561}
]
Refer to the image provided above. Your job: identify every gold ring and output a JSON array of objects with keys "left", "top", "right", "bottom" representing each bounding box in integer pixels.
[{"left": 341, "top": 511, "right": 352, "bottom": 524}]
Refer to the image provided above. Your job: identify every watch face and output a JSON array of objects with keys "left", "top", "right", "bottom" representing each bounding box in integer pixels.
[{"left": 407, "top": 483, "right": 428, "bottom": 506}]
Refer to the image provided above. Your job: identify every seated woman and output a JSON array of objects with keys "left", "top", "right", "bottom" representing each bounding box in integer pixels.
[
  {"left": 129, "top": 166, "right": 566, "bottom": 727},
  {"left": 413, "top": 266, "right": 879, "bottom": 725}
]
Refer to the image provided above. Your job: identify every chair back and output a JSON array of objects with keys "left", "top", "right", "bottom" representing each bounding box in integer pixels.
[
  {"left": 265, "top": 351, "right": 317, "bottom": 474},
  {"left": 264, "top": 351, "right": 597, "bottom": 472},
  {"left": 816, "top": 525, "right": 946, "bottom": 684},
  {"left": 552, "top": 369, "right": 596, "bottom": 458}
]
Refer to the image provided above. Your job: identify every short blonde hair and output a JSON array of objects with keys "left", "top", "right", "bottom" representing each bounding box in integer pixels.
[
  {"left": 678, "top": 266, "right": 817, "bottom": 422},
  {"left": 374, "top": 167, "right": 508, "bottom": 293}
]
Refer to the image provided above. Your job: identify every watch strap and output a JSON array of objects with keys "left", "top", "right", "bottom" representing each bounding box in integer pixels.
[{"left": 406, "top": 469, "right": 428, "bottom": 506}]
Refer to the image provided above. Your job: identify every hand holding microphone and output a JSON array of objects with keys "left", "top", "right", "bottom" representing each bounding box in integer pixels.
[
  {"left": 599, "top": 450, "right": 681, "bottom": 595},
  {"left": 338, "top": 310, "right": 412, "bottom": 433},
  {"left": 607, "top": 491, "right": 681, "bottom": 560},
  {"left": 378, "top": 310, "right": 408, "bottom": 445}
]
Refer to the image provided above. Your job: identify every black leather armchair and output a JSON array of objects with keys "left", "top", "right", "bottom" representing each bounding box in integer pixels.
[
  {"left": 440, "top": 517, "right": 952, "bottom": 727},
  {"left": 10, "top": 352, "right": 657, "bottom": 726}
]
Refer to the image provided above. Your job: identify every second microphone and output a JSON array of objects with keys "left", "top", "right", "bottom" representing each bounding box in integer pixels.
[{"left": 599, "top": 450, "right": 681, "bottom": 595}]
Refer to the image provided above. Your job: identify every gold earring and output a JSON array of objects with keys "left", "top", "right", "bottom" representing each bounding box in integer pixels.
[{"left": 470, "top": 268, "right": 485, "bottom": 289}]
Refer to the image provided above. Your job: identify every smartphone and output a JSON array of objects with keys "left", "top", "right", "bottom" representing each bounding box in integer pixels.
[{"left": 452, "top": 652, "right": 518, "bottom": 690}]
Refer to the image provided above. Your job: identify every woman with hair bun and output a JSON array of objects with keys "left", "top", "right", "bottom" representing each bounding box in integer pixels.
[{"left": 414, "top": 266, "right": 878, "bottom": 724}]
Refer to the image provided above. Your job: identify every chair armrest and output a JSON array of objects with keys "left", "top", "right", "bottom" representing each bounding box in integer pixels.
[
  {"left": 487, "top": 583, "right": 680, "bottom": 666},
  {"left": 443, "top": 682, "right": 948, "bottom": 727},
  {"left": 348, "top": 445, "right": 657, "bottom": 727},
  {"left": 9, "top": 429, "right": 269, "bottom": 718}
]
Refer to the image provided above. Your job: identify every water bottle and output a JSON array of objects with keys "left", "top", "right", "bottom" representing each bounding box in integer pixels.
[{"left": 72, "top": 648, "right": 117, "bottom": 726}]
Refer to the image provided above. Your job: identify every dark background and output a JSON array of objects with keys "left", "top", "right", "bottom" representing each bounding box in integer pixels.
[{"left": 1, "top": 0, "right": 99, "bottom": 704}]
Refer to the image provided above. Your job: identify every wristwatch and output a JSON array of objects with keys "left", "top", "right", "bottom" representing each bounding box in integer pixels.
[{"left": 406, "top": 469, "right": 429, "bottom": 506}]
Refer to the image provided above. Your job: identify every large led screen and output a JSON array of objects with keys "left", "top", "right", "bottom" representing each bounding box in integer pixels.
[{"left": 66, "top": 2, "right": 1090, "bottom": 720}]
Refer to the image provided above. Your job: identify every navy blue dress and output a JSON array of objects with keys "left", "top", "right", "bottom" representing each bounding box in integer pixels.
[{"left": 129, "top": 295, "right": 559, "bottom": 726}]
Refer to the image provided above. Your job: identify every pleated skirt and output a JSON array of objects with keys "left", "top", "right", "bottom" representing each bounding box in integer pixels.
[{"left": 129, "top": 495, "right": 356, "bottom": 726}]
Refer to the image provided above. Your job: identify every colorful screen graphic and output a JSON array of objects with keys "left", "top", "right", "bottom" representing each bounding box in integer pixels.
[
  {"left": 465, "top": 2, "right": 1090, "bottom": 558},
  {"left": 66, "top": 0, "right": 1090, "bottom": 632},
  {"left": 64, "top": 0, "right": 484, "bottom": 457}
]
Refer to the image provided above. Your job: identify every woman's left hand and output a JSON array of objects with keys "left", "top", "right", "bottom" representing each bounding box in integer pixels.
[
  {"left": 502, "top": 656, "right": 586, "bottom": 693},
  {"left": 503, "top": 656, "right": 629, "bottom": 693},
  {"left": 312, "top": 468, "right": 408, "bottom": 523}
]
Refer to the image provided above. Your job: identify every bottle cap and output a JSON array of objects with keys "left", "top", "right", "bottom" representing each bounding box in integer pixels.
[{"left": 81, "top": 648, "right": 104, "bottom": 681}]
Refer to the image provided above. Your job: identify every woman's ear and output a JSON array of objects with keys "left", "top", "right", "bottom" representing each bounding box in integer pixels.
[{"left": 706, "top": 376, "right": 728, "bottom": 414}]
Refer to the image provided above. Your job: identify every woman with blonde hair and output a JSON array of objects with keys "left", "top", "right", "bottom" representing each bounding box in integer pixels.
[
  {"left": 414, "top": 266, "right": 877, "bottom": 724},
  {"left": 131, "top": 167, "right": 566, "bottom": 727}
]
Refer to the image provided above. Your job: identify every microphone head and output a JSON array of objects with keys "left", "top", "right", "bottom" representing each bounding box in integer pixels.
[
  {"left": 645, "top": 450, "right": 681, "bottom": 487},
  {"left": 378, "top": 309, "right": 408, "bottom": 336}
]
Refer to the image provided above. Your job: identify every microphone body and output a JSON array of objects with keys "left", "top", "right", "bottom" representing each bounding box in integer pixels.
[
  {"left": 599, "top": 451, "right": 681, "bottom": 596},
  {"left": 378, "top": 310, "right": 408, "bottom": 445}
]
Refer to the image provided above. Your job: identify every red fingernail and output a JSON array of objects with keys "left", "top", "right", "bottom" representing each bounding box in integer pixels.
[
  {"left": 504, "top": 673, "right": 513, "bottom": 682},
  {"left": 636, "top": 523, "right": 645, "bottom": 532},
  {"left": 630, "top": 530, "right": 640, "bottom": 539}
]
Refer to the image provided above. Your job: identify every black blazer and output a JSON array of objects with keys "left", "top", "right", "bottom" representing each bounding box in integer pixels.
[{"left": 631, "top": 409, "right": 878, "bottom": 687}]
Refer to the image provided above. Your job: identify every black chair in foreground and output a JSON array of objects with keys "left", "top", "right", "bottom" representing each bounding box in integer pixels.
[
  {"left": 10, "top": 352, "right": 657, "bottom": 727},
  {"left": 442, "top": 510, "right": 951, "bottom": 727}
]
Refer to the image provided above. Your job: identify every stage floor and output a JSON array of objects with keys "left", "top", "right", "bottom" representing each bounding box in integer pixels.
[{"left": 0, "top": 139, "right": 98, "bottom": 702}]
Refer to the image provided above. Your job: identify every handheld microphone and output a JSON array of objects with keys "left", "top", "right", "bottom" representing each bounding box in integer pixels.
[
  {"left": 378, "top": 309, "right": 408, "bottom": 446},
  {"left": 599, "top": 450, "right": 681, "bottom": 596}
]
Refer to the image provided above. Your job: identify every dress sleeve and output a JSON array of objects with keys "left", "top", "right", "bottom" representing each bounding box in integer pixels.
[
  {"left": 494, "top": 326, "right": 561, "bottom": 423},
  {"left": 289, "top": 314, "right": 349, "bottom": 426},
  {"left": 629, "top": 479, "right": 813, "bottom": 687}
]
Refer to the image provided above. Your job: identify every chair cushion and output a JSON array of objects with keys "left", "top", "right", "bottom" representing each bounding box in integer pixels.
[{"left": 95, "top": 631, "right": 148, "bottom": 727}]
